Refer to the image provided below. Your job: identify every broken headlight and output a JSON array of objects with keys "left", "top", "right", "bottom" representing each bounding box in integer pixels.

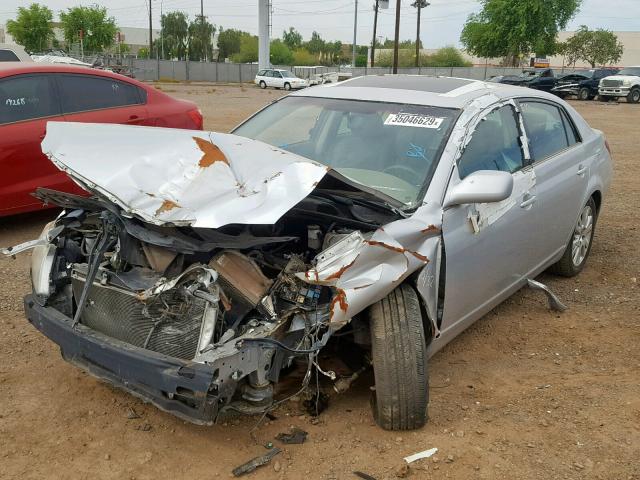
[{"left": 30, "top": 221, "right": 57, "bottom": 301}]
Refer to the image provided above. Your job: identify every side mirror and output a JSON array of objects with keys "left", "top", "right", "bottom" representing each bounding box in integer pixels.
[{"left": 444, "top": 170, "right": 514, "bottom": 208}]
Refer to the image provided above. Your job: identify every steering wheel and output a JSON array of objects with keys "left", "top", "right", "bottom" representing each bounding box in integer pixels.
[{"left": 383, "top": 164, "right": 422, "bottom": 186}]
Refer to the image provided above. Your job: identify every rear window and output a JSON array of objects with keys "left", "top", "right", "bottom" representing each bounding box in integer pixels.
[
  {"left": 0, "top": 74, "right": 60, "bottom": 125},
  {"left": 0, "top": 50, "right": 20, "bottom": 62},
  {"left": 57, "top": 74, "right": 145, "bottom": 114}
]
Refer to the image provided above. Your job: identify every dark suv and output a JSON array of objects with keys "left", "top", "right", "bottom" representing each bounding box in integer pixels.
[
  {"left": 552, "top": 69, "right": 619, "bottom": 100},
  {"left": 496, "top": 68, "right": 557, "bottom": 92}
]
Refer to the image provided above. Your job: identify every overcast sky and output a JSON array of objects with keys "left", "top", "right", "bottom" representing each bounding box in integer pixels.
[{"left": 1, "top": 0, "right": 639, "bottom": 47}]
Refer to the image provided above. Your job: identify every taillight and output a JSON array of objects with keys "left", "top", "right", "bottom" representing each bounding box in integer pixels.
[{"left": 187, "top": 108, "right": 203, "bottom": 130}]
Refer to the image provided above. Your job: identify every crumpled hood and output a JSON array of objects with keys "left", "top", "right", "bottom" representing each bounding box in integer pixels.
[{"left": 41, "top": 122, "right": 329, "bottom": 229}]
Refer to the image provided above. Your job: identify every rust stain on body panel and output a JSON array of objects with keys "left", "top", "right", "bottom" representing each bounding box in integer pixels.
[
  {"left": 155, "top": 199, "right": 180, "bottom": 215},
  {"left": 194, "top": 136, "right": 229, "bottom": 167}
]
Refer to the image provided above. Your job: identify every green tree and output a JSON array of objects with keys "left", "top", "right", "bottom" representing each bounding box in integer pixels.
[
  {"left": 231, "top": 34, "right": 258, "bottom": 63},
  {"left": 305, "top": 31, "right": 325, "bottom": 55},
  {"left": 425, "top": 47, "right": 472, "bottom": 67},
  {"left": 59, "top": 5, "right": 117, "bottom": 53},
  {"left": 217, "top": 28, "right": 246, "bottom": 61},
  {"left": 6, "top": 3, "right": 54, "bottom": 53},
  {"left": 560, "top": 26, "right": 623, "bottom": 67},
  {"left": 282, "top": 27, "right": 303, "bottom": 50},
  {"left": 160, "top": 11, "right": 188, "bottom": 60},
  {"left": 460, "top": 0, "right": 581, "bottom": 66},
  {"left": 292, "top": 48, "right": 316, "bottom": 66},
  {"left": 270, "top": 39, "right": 293, "bottom": 65},
  {"left": 188, "top": 15, "right": 215, "bottom": 61}
]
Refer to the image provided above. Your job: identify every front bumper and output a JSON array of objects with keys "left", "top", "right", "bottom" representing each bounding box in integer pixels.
[
  {"left": 24, "top": 294, "right": 221, "bottom": 425},
  {"left": 599, "top": 86, "right": 631, "bottom": 97}
]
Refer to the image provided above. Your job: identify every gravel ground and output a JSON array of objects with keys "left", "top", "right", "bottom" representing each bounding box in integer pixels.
[{"left": 0, "top": 84, "right": 638, "bottom": 480}]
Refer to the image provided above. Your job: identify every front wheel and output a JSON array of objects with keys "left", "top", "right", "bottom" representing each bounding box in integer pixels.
[
  {"left": 369, "top": 284, "right": 429, "bottom": 430},
  {"left": 550, "top": 197, "right": 597, "bottom": 277},
  {"left": 284, "top": 82, "right": 291, "bottom": 91},
  {"left": 628, "top": 88, "right": 640, "bottom": 104},
  {"left": 259, "top": 80, "right": 266, "bottom": 89}
]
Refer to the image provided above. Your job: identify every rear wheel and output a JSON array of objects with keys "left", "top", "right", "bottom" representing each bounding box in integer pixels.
[
  {"left": 369, "top": 284, "right": 429, "bottom": 430},
  {"left": 259, "top": 80, "right": 266, "bottom": 89},
  {"left": 578, "top": 87, "right": 591, "bottom": 101},
  {"left": 628, "top": 88, "right": 640, "bottom": 104},
  {"left": 550, "top": 197, "right": 597, "bottom": 277}
]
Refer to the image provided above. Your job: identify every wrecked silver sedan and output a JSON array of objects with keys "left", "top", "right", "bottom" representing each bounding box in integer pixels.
[{"left": 7, "top": 76, "right": 612, "bottom": 430}]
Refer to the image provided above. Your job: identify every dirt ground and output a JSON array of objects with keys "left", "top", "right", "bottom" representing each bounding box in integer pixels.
[{"left": 0, "top": 84, "right": 638, "bottom": 480}]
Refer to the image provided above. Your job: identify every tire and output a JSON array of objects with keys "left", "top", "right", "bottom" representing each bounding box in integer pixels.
[
  {"left": 628, "top": 88, "right": 640, "bottom": 104},
  {"left": 284, "top": 82, "right": 291, "bottom": 91},
  {"left": 259, "top": 81, "right": 266, "bottom": 89},
  {"left": 549, "top": 197, "right": 597, "bottom": 277},
  {"left": 578, "top": 87, "right": 591, "bottom": 101},
  {"left": 369, "top": 284, "right": 429, "bottom": 430}
]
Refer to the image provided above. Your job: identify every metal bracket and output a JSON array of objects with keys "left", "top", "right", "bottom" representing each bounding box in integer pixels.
[{"left": 527, "top": 279, "right": 568, "bottom": 312}]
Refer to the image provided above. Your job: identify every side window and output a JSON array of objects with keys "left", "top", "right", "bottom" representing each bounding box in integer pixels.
[
  {"left": 57, "top": 74, "right": 143, "bottom": 114},
  {"left": 274, "top": 71, "right": 283, "bottom": 78},
  {"left": 0, "top": 50, "right": 20, "bottom": 62},
  {"left": 457, "top": 105, "right": 524, "bottom": 179},
  {"left": 520, "top": 101, "right": 573, "bottom": 161},
  {"left": 561, "top": 110, "right": 580, "bottom": 146},
  {"left": 257, "top": 70, "right": 266, "bottom": 76},
  {"left": 264, "top": 70, "right": 273, "bottom": 77},
  {"left": 0, "top": 74, "right": 60, "bottom": 125}
]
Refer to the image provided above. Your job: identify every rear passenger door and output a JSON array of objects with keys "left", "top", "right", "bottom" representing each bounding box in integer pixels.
[
  {"left": 0, "top": 73, "right": 75, "bottom": 214},
  {"left": 518, "top": 100, "right": 587, "bottom": 262},
  {"left": 56, "top": 73, "right": 149, "bottom": 126}
]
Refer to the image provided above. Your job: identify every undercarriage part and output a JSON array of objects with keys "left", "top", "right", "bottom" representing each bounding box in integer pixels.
[{"left": 527, "top": 278, "right": 568, "bottom": 312}]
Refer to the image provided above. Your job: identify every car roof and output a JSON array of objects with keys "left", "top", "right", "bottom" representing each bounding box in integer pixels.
[
  {"left": 290, "top": 74, "right": 559, "bottom": 109},
  {"left": 0, "top": 61, "right": 143, "bottom": 84},
  {"left": 0, "top": 43, "right": 33, "bottom": 62}
]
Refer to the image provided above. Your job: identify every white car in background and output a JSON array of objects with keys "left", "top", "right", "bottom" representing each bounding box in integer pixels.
[
  {"left": 0, "top": 44, "right": 33, "bottom": 62},
  {"left": 254, "top": 68, "right": 308, "bottom": 90}
]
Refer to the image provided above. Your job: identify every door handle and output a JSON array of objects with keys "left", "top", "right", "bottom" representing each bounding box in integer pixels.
[
  {"left": 520, "top": 194, "right": 537, "bottom": 209},
  {"left": 129, "top": 114, "right": 139, "bottom": 120},
  {"left": 577, "top": 164, "right": 587, "bottom": 176}
]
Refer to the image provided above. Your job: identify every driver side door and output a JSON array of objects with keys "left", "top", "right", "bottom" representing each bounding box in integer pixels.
[{"left": 438, "top": 104, "right": 541, "bottom": 340}]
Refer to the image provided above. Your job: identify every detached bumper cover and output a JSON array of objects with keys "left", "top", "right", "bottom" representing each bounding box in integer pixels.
[{"left": 24, "top": 294, "right": 220, "bottom": 425}]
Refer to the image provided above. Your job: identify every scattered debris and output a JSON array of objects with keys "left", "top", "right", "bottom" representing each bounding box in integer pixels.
[
  {"left": 134, "top": 423, "right": 152, "bottom": 432},
  {"left": 126, "top": 407, "right": 141, "bottom": 419},
  {"left": 232, "top": 447, "right": 281, "bottom": 477},
  {"left": 353, "top": 472, "right": 377, "bottom": 480},
  {"left": 403, "top": 447, "right": 438, "bottom": 464},
  {"left": 527, "top": 279, "right": 568, "bottom": 311},
  {"left": 276, "top": 427, "right": 308, "bottom": 444}
]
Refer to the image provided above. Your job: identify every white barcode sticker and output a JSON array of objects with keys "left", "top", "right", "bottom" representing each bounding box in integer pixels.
[{"left": 384, "top": 113, "right": 444, "bottom": 129}]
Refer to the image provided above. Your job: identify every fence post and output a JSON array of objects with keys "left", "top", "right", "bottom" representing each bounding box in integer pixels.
[
  {"left": 186, "top": 60, "right": 190, "bottom": 81},
  {"left": 215, "top": 62, "right": 219, "bottom": 82},
  {"left": 239, "top": 63, "right": 242, "bottom": 83}
]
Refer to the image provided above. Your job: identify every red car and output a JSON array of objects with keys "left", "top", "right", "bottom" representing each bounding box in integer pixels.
[{"left": 0, "top": 63, "right": 203, "bottom": 216}]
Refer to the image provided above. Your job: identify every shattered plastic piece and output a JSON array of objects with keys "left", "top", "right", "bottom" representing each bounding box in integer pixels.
[
  {"left": 527, "top": 279, "right": 568, "bottom": 312},
  {"left": 232, "top": 447, "right": 281, "bottom": 477},
  {"left": 354, "top": 472, "right": 378, "bottom": 480},
  {"left": 275, "top": 427, "right": 308, "bottom": 444},
  {"left": 403, "top": 447, "right": 438, "bottom": 464}
]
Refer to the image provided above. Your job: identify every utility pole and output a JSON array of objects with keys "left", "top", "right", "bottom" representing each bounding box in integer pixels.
[
  {"left": 201, "top": 0, "right": 206, "bottom": 61},
  {"left": 160, "top": 0, "right": 164, "bottom": 59},
  {"left": 352, "top": 0, "right": 358, "bottom": 67},
  {"left": 412, "top": 0, "right": 429, "bottom": 67},
  {"left": 392, "top": 0, "right": 401, "bottom": 73},
  {"left": 370, "top": 0, "right": 379, "bottom": 67},
  {"left": 148, "top": 0, "right": 153, "bottom": 57}
]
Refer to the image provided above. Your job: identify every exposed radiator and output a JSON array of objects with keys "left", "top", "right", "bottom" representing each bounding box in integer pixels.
[{"left": 71, "top": 270, "right": 207, "bottom": 360}]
